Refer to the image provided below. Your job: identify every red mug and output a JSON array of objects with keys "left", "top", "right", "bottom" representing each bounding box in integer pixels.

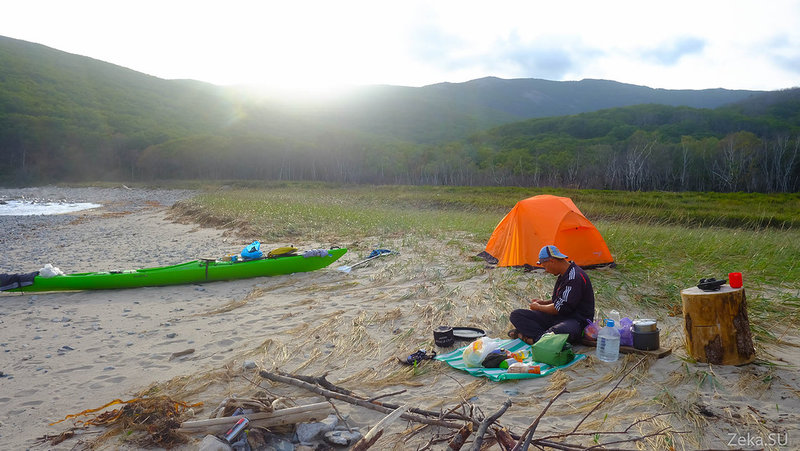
[{"left": 728, "top": 272, "right": 743, "bottom": 288}]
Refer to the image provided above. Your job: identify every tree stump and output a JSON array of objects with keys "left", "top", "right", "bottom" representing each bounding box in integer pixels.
[{"left": 681, "top": 285, "right": 755, "bottom": 365}]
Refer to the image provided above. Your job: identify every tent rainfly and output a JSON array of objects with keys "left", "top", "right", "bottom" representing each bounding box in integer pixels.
[{"left": 483, "top": 195, "right": 614, "bottom": 268}]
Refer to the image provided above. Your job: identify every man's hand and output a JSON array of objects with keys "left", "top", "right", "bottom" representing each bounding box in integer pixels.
[{"left": 529, "top": 299, "right": 558, "bottom": 315}]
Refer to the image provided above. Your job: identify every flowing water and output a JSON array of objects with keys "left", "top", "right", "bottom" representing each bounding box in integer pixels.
[{"left": 0, "top": 199, "right": 101, "bottom": 216}]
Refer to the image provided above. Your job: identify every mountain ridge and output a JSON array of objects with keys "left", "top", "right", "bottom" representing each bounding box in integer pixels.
[{"left": 1, "top": 34, "right": 797, "bottom": 191}]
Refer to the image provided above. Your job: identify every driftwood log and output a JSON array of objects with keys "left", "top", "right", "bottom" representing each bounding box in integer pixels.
[
  {"left": 259, "top": 370, "right": 463, "bottom": 429},
  {"left": 681, "top": 285, "right": 755, "bottom": 365},
  {"left": 177, "top": 402, "right": 330, "bottom": 434},
  {"left": 257, "top": 364, "right": 681, "bottom": 450}
]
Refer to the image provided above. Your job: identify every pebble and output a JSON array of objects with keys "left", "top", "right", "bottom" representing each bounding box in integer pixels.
[
  {"left": 295, "top": 414, "right": 338, "bottom": 443},
  {"left": 324, "top": 430, "right": 362, "bottom": 446}
]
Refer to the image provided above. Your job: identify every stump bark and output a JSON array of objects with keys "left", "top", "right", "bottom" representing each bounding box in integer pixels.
[{"left": 681, "top": 285, "right": 755, "bottom": 365}]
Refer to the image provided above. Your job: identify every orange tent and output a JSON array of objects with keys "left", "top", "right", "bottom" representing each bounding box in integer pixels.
[{"left": 484, "top": 195, "right": 614, "bottom": 268}]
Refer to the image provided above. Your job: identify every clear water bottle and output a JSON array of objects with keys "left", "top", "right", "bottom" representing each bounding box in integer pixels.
[{"left": 596, "top": 319, "right": 621, "bottom": 362}]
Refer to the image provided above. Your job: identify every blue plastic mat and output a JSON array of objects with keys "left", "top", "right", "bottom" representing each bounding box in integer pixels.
[{"left": 435, "top": 338, "right": 586, "bottom": 381}]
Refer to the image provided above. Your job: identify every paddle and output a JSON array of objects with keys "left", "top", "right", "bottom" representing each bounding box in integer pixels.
[{"left": 336, "top": 249, "right": 393, "bottom": 273}]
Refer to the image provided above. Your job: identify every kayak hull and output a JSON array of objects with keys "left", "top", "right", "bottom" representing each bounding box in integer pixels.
[{"left": 10, "top": 248, "right": 346, "bottom": 292}]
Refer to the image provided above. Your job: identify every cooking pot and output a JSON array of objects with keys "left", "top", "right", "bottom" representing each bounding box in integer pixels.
[
  {"left": 633, "top": 319, "right": 657, "bottom": 333},
  {"left": 433, "top": 326, "right": 455, "bottom": 347}
]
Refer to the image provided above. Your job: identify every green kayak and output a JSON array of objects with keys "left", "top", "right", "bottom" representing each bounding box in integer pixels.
[{"left": 9, "top": 248, "right": 346, "bottom": 292}]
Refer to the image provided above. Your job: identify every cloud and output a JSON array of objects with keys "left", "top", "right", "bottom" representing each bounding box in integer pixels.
[
  {"left": 404, "top": 24, "right": 602, "bottom": 83},
  {"left": 764, "top": 34, "right": 800, "bottom": 76},
  {"left": 640, "top": 36, "right": 706, "bottom": 66}
]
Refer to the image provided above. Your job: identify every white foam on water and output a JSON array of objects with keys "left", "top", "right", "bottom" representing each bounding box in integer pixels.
[{"left": 0, "top": 200, "right": 102, "bottom": 216}]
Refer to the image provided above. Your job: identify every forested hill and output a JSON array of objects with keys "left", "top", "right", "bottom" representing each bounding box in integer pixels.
[
  {"left": 1, "top": 35, "right": 798, "bottom": 192},
  {"left": 0, "top": 37, "right": 236, "bottom": 136},
  {"left": 273, "top": 77, "right": 760, "bottom": 144},
  {"left": 420, "top": 77, "right": 759, "bottom": 118}
]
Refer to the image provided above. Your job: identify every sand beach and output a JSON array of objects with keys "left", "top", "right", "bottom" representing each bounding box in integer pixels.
[{"left": 1, "top": 187, "right": 798, "bottom": 450}]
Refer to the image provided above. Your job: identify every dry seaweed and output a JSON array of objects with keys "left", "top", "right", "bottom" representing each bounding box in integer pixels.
[{"left": 47, "top": 396, "right": 202, "bottom": 448}]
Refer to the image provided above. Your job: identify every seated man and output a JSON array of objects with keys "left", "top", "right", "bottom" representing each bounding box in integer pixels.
[{"left": 508, "top": 245, "right": 595, "bottom": 344}]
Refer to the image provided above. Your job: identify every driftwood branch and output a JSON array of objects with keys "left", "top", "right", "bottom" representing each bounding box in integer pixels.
[
  {"left": 366, "top": 389, "right": 408, "bottom": 403},
  {"left": 520, "top": 357, "right": 680, "bottom": 450},
  {"left": 472, "top": 398, "right": 513, "bottom": 451},
  {"left": 570, "top": 356, "right": 647, "bottom": 434},
  {"left": 495, "top": 427, "right": 516, "bottom": 451},
  {"left": 177, "top": 402, "right": 330, "bottom": 434},
  {"left": 255, "top": 361, "right": 680, "bottom": 451},
  {"left": 447, "top": 423, "right": 473, "bottom": 451},
  {"left": 280, "top": 371, "right": 358, "bottom": 397},
  {"left": 513, "top": 387, "right": 568, "bottom": 451},
  {"left": 278, "top": 370, "right": 473, "bottom": 423},
  {"left": 259, "top": 369, "right": 462, "bottom": 430},
  {"left": 352, "top": 405, "right": 409, "bottom": 451}
]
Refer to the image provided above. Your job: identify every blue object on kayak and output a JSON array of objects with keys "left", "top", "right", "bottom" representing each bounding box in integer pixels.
[{"left": 241, "top": 241, "right": 263, "bottom": 260}]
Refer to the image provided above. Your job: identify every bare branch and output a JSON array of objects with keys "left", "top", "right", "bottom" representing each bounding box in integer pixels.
[
  {"left": 513, "top": 387, "right": 568, "bottom": 451},
  {"left": 570, "top": 357, "right": 647, "bottom": 433},
  {"left": 259, "top": 369, "right": 462, "bottom": 429},
  {"left": 471, "top": 398, "right": 513, "bottom": 451}
]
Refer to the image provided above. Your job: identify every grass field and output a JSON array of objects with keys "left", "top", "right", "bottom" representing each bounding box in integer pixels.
[{"left": 171, "top": 182, "right": 800, "bottom": 344}]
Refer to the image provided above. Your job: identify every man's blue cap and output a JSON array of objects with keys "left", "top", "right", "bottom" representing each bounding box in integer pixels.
[{"left": 538, "top": 245, "right": 568, "bottom": 264}]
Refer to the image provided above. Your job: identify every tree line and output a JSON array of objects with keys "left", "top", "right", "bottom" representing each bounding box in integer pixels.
[
  {"left": 125, "top": 127, "right": 798, "bottom": 193},
  {"left": 2, "top": 89, "right": 798, "bottom": 192}
]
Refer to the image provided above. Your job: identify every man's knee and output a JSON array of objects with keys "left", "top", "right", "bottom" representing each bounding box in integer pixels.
[{"left": 547, "top": 321, "right": 582, "bottom": 342}]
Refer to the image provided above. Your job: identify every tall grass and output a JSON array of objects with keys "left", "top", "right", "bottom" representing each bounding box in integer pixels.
[{"left": 172, "top": 183, "right": 800, "bottom": 339}]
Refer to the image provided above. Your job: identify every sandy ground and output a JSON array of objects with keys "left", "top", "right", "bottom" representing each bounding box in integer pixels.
[{"left": 1, "top": 187, "right": 799, "bottom": 450}]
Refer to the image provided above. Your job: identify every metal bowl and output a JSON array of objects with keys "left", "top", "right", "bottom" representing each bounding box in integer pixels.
[{"left": 633, "top": 319, "right": 658, "bottom": 333}]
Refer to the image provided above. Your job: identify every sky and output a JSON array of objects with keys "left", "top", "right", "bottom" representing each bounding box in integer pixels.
[{"left": 2, "top": 0, "right": 799, "bottom": 92}]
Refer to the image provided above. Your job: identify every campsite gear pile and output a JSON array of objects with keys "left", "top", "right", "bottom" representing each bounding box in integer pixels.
[
  {"left": 481, "top": 195, "right": 614, "bottom": 268},
  {"left": 437, "top": 337, "right": 586, "bottom": 381},
  {"left": 584, "top": 315, "right": 661, "bottom": 352},
  {"left": 462, "top": 334, "right": 576, "bottom": 369}
]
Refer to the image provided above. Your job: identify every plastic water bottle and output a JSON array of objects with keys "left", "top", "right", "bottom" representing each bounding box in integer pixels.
[{"left": 596, "top": 319, "right": 621, "bottom": 362}]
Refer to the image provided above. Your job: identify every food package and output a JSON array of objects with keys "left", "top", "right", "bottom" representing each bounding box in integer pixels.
[{"left": 462, "top": 337, "right": 502, "bottom": 368}]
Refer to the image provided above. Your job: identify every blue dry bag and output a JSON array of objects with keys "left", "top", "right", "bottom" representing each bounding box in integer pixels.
[{"left": 241, "top": 241, "right": 263, "bottom": 260}]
